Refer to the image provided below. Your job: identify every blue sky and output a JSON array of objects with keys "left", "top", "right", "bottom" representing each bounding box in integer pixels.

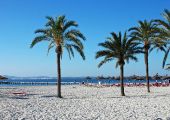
[{"left": 0, "top": 0, "right": 170, "bottom": 77}]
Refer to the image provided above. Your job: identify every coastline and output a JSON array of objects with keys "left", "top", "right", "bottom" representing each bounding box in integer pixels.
[{"left": 0, "top": 77, "right": 169, "bottom": 87}]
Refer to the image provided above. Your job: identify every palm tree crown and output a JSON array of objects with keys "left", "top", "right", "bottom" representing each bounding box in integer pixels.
[
  {"left": 96, "top": 32, "right": 142, "bottom": 68},
  {"left": 129, "top": 20, "right": 165, "bottom": 51},
  {"left": 155, "top": 9, "right": 170, "bottom": 69},
  {"left": 31, "top": 15, "right": 86, "bottom": 59}
]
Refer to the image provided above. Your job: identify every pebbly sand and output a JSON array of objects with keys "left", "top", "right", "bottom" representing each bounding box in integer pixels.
[{"left": 0, "top": 85, "right": 170, "bottom": 120}]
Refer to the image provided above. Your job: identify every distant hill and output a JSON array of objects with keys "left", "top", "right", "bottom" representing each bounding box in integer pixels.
[{"left": 3, "top": 75, "right": 56, "bottom": 80}]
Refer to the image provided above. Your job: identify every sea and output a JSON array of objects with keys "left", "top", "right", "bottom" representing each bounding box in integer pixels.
[{"left": 0, "top": 77, "right": 165, "bottom": 86}]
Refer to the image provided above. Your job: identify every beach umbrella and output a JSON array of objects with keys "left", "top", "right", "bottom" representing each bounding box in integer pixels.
[
  {"left": 0, "top": 75, "right": 8, "bottom": 80},
  {"left": 135, "top": 76, "right": 145, "bottom": 80}
]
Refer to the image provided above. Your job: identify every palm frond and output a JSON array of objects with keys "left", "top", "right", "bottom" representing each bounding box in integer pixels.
[
  {"left": 72, "top": 45, "right": 85, "bottom": 60},
  {"left": 95, "top": 50, "right": 112, "bottom": 59},
  {"left": 30, "top": 35, "right": 48, "bottom": 48},
  {"left": 65, "top": 29, "right": 86, "bottom": 40},
  {"left": 47, "top": 41, "right": 55, "bottom": 55},
  {"left": 63, "top": 21, "right": 78, "bottom": 32},
  {"left": 155, "top": 19, "right": 170, "bottom": 30},
  {"left": 128, "top": 27, "right": 140, "bottom": 32},
  {"left": 46, "top": 16, "right": 55, "bottom": 27},
  {"left": 98, "top": 58, "right": 113, "bottom": 68},
  {"left": 65, "top": 44, "right": 74, "bottom": 59},
  {"left": 163, "top": 9, "right": 170, "bottom": 23}
]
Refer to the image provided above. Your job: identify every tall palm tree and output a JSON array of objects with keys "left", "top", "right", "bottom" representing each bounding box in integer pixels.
[
  {"left": 95, "top": 32, "right": 142, "bottom": 96},
  {"left": 30, "top": 15, "right": 86, "bottom": 98},
  {"left": 155, "top": 9, "right": 170, "bottom": 69},
  {"left": 129, "top": 20, "right": 165, "bottom": 93}
]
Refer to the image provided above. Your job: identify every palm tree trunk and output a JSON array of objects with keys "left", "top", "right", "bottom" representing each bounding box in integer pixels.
[
  {"left": 120, "top": 64, "right": 125, "bottom": 96},
  {"left": 56, "top": 46, "right": 62, "bottom": 98},
  {"left": 144, "top": 48, "right": 150, "bottom": 93}
]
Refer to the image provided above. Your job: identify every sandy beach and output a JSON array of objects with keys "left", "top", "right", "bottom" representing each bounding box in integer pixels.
[{"left": 0, "top": 85, "right": 170, "bottom": 120}]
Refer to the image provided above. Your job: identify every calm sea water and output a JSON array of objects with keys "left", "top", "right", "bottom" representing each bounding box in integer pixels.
[{"left": 0, "top": 77, "right": 165, "bottom": 86}]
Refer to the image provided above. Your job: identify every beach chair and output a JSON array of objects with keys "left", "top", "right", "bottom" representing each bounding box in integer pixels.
[
  {"left": 9, "top": 89, "right": 27, "bottom": 96},
  {"left": 12, "top": 92, "right": 26, "bottom": 96}
]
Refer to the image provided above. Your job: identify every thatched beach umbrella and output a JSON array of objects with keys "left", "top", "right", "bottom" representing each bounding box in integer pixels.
[
  {"left": 96, "top": 76, "right": 105, "bottom": 80},
  {"left": 152, "top": 73, "right": 161, "bottom": 80},
  {"left": 129, "top": 75, "right": 138, "bottom": 80},
  {"left": 0, "top": 75, "right": 8, "bottom": 80},
  {"left": 135, "top": 76, "right": 145, "bottom": 80}
]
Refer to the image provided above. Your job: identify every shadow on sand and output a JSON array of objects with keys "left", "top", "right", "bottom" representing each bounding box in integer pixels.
[
  {"left": 1, "top": 92, "right": 170, "bottom": 100},
  {"left": 41, "top": 95, "right": 58, "bottom": 98},
  {"left": 0, "top": 93, "right": 40, "bottom": 100},
  {"left": 42, "top": 93, "right": 170, "bottom": 99},
  {"left": 107, "top": 93, "right": 170, "bottom": 99},
  {"left": 9, "top": 96, "right": 29, "bottom": 99}
]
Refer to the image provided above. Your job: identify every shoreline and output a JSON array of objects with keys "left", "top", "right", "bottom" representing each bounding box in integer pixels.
[{"left": 1, "top": 81, "right": 170, "bottom": 88}]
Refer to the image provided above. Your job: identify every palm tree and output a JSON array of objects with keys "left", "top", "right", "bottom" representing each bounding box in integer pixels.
[
  {"left": 95, "top": 32, "right": 142, "bottom": 96},
  {"left": 129, "top": 20, "right": 165, "bottom": 93},
  {"left": 155, "top": 9, "right": 170, "bottom": 69},
  {"left": 30, "top": 15, "right": 86, "bottom": 98}
]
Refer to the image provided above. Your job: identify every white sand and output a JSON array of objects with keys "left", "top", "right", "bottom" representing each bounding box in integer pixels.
[{"left": 0, "top": 85, "right": 170, "bottom": 120}]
